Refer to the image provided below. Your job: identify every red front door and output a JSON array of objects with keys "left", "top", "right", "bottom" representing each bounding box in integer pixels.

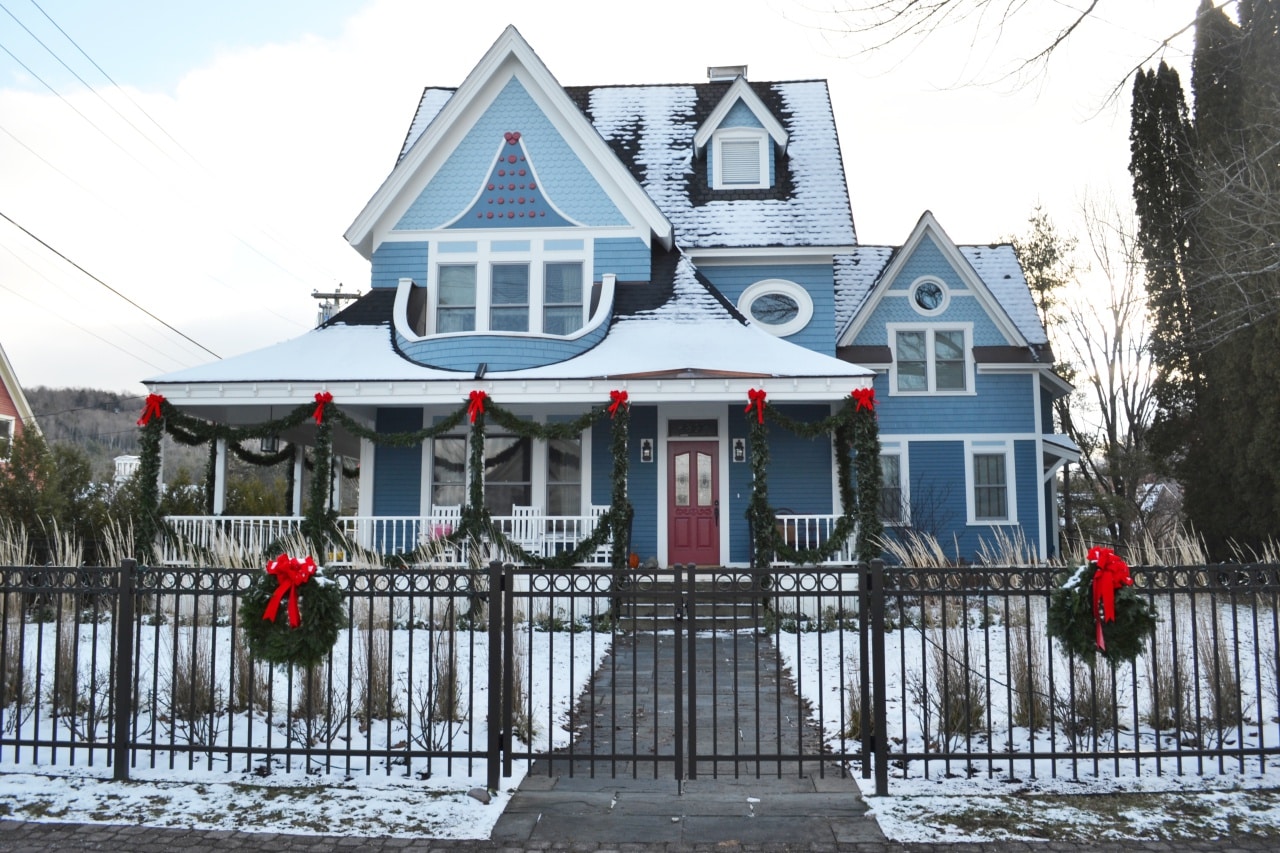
[{"left": 668, "top": 440, "right": 720, "bottom": 566}]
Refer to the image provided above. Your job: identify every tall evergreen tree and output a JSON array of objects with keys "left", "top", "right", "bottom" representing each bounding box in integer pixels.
[{"left": 1131, "top": 0, "right": 1280, "bottom": 555}]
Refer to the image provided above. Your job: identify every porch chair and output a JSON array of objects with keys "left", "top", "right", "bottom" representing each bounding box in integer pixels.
[
  {"left": 589, "top": 504, "right": 613, "bottom": 565},
  {"left": 424, "top": 504, "right": 463, "bottom": 563},
  {"left": 509, "top": 505, "right": 545, "bottom": 560}
]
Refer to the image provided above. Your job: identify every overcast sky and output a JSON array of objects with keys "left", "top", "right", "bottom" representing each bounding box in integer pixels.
[{"left": 0, "top": 0, "right": 1199, "bottom": 400}]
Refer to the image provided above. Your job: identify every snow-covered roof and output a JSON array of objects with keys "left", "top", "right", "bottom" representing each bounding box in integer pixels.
[
  {"left": 397, "top": 78, "right": 856, "bottom": 251},
  {"left": 834, "top": 247, "right": 895, "bottom": 334},
  {"left": 960, "top": 244, "right": 1046, "bottom": 346}
]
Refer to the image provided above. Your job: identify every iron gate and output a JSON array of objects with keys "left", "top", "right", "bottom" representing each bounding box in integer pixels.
[{"left": 500, "top": 563, "right": 868, "bottom": 784}]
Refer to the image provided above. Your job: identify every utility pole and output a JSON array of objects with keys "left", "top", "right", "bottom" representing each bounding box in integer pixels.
[{"left": 312, "top": 284, "right": 361, "bottom": 325}]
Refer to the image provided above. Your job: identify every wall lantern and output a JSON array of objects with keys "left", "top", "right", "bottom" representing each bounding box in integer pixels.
[
  {"left": 640, "top": 438, "right": 654, "bottom": 463},
  {"left": 732, "top": 437, "right": 747, "bottom": 463},
  {"left": 259, "top": 435, "right": 280, "bottom": 454}
]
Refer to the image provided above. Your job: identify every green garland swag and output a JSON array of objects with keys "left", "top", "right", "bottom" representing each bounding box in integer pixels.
[
  {"left": 746, "top": 394, "right": 881, "bottom": 566},
  {"left": 239, "top": 560, "right": 346, "bottom": 668},
  {"left": 1046, "top": 562, "right": 1157, "bottom": 663}
]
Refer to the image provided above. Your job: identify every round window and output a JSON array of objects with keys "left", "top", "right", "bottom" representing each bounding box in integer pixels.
[
  {"left": 911, "top": 279, "right": 947, "bottom": 313},
  {"left": 737, "top": 279, "right": 813, "bottom": 337},
  {"left": 749, "top": 293, "right": 800, "bottom": 326}
]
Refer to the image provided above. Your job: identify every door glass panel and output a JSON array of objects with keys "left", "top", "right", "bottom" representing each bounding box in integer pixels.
[
  {"left": 696, "top": 452, "right": 712, "bottom": 506},
  {"left": 675, "top": 452, "right": 690, "bottom": 506}
]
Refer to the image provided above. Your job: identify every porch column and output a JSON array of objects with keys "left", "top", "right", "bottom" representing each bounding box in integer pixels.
[
  {"left": 212, "top": 437, "right": 227, "bottom": 515},
  {"left": 358, "top": 437, "right": 374, "bottom": 516},
  {"left": 329, "top": 453, "right": 341, "bottom": 512},
  {"left": 292, "top": 445, "right": 305, "bottom": 516}
]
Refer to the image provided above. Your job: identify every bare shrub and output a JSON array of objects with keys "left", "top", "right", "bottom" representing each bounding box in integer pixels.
[
  {"left": 842, "top": 652, "right": 864, "bottom": 740},
  {"left": 908, "top": 626, "right": 985, "bottom": 750},
  {"left": 166, "top": 627, "right": 224, "bottom": 746},
  {"left": 288, "top": 663, "right": 349, "bottom": 749},
  {"left": 1009, "top": 604, "right": 1049, "bottom": 730},
  {"left": 1144, "top": 620, "right": 1194, "bottom": 731},
  {"left": 508, "top": 625, "right": 536, "bottom": 744},
  {"left": 355, "top": 626, "right": 399, "bottom": 723},
  {"left": 1196, "top": 608, "right": 1243, "bottom": 746},
  {"left": 1054, "top": 661, "right": 1117, "bottom": 750},
  {"left": 229, "top": 636, "right": 271, "bottom": 714},
  {"left": 51, "top": 598, "right": 79, "bottom": 713},
  {"left": 432, "top": 607, "right": 463, "bottom": 723}
]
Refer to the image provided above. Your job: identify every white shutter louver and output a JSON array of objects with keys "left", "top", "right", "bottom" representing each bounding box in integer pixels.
[{"left": 719, "top": 139, "right": 761, "bottom": 185}]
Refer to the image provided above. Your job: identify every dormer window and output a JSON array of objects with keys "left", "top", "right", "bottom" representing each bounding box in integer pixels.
[{"left": 713, "top": 129, "right": 769, "bottom": 189}]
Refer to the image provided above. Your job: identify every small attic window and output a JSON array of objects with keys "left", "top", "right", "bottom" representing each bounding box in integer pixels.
[{"left": 713, "top": 129, "right": 768, "bottom": 189}]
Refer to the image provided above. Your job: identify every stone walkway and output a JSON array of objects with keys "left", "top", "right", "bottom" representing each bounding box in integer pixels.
[{"left": 489, "top": 631, "right": 882, "bottom": 847}]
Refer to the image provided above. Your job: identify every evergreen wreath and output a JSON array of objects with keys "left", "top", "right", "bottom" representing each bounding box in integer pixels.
[
  {"left": 239, "top": 555, "right": 347, "bottom": 668},
  {"left": 1047, "top": 548, "right": 1157, "bottom": 664}
]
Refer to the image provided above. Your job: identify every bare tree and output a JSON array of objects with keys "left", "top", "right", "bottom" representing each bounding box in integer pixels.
[
  {"left": 1060, "top": 195, "right": 1170, "bottom": 549},
  {"left": 816, "top": 1, "right": 1231, "bottom": 95}
]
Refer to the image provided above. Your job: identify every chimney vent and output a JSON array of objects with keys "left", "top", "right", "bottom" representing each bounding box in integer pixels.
[{"left": 707, "top": 65, "right": 747, "bottom": 82}]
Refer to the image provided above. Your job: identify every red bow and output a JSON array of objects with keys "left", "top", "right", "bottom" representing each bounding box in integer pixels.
[
  {"left": 262, "top": 554, "right": 318, "bottom": 629},
  {"left": 468, "top": 390, "right": 488, "bottom": 423},
  {"left": 745, "top": 388, "right": 767, "bottom": 424},
  {"left": 313, "top": 391, "right": 333, "bottom": 424},
  {"left": 608, "top": 389, "right": 629, "bottom": 418},
  {"left": 852, "top": 387, "right": 877, "bottom": 412},
  {"left": 1087, "top": 546, "right": 1134, "bottom": 652},
  {"left": 137, "top": 394, "right": 165, "bottom": 426}
]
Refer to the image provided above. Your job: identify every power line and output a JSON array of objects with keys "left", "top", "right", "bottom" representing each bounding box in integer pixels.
[{"left": 0, "top": 209, "right": 220, "bottom": 359}]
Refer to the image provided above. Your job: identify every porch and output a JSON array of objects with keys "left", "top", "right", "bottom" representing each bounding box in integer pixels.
[{"left": 159, "top": 511, "right": 855, "bottom": 567}]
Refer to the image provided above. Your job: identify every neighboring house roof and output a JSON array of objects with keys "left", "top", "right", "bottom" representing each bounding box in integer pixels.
[{"left": 0, "top": 340, "right": 39, "bottom": 436}]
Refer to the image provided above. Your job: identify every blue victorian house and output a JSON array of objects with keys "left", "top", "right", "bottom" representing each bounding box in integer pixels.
[{"left": 145, "top": 26, "right": 1076, "bottom": 567}]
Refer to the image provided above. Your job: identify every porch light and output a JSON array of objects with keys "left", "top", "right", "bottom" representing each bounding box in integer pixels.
[
  {"left": 640, "top": 438, "right": 654, "bottom": 463},
  {"left": 732, "top": 437, "right": 746, "bottom": 463},
  {"left": 259, "top": 435, "right": 280, "bottom": 454}
]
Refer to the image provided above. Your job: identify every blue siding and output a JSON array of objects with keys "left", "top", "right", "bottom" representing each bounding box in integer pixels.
[
  {"left": 728, "top": 407, "right": 753, "bottom": 563},
  {"left": 1040, "top": 385, "right": 1055, "bottom": 433},
  {"left": 395, "top": 308, "right": 611, "bottom": 372},
  {"left": 722, "top": 99, "right": 764, "bottom": 128},
  {"left": 594, "top": 237, "right": 650, "bottom": 282},
  {"left": 871, "top": 373, "right": 1036, "bottom": 434},
  {"left": 590, "top": 406, "right": 656, "bottom": 561},
  {"left": 700, "top": 264, "right": 835, "bottom": 355},
  {"left": 372, "top": 408, "right": 423, "bottom": 515},
  {"left": 852, "top": 236, "right": 1010, "bottom": 348},
  {"left": 396, "top": 76, "right": 627, "bottom": 230},
  {"left": 371, "top": 242, "right": 429, "bottom": 289}
]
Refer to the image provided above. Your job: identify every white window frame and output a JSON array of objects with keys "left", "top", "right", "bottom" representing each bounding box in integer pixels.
[
  {"left": 425, "top": 239, "right": 590, "bottom": 336},
  {"left": 908, "top": 276, "right": 950, "bottom": 316},
  {"left": 879, "top": 444, "right": 909, "bottom": 526},
  {"left": 737, "top": 279, "right": 813, "bottom": 337},
  {"left": 966, "top": 440, "right": 1016, "bottom": 525},
  {"left": 0, "top": 415, "right": 12, "bottom": 458},
  {"left": 712, "top": 128, "right": 769, "bottom": 189},
  {"left": 888, "top": 323, "right": 974, "bottom": 396}
]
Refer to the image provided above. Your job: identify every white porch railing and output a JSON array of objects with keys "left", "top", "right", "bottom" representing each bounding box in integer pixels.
[
  {"left": 161, "top": 511, "right": 616, "bottom": 567},
  {"left": 161, "top": 512, "right": 853, "bottom": 567},
  {"left": 773, "top": 513, "right": 857, "bottom": 565}
]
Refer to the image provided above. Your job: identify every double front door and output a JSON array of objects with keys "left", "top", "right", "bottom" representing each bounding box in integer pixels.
[{"left": 667, "top": 440, "right": 719, "bottom": 566}]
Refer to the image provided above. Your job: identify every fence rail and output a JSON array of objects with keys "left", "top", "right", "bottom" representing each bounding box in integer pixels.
[{"left": 2, "top": 560, "right": 1278, "bottom": 794}]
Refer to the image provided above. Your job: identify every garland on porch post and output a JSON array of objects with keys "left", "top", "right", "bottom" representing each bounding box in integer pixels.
[
  {"left": 608, "top": 391, "right": 631, "bottom": 569},
  {"left": 743, "top": 387, "right": 882, "bottom": 566},
  {"left": 135, "top": 394, "right": 165, "bottom": 563},
  {"left": 301, "top": 410, "right": 335, "bottom": 557}
]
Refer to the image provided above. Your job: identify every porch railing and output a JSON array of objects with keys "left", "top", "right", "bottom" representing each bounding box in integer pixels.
[
  {"left": 161, "top": 512, "right": 614, "bottom": 566},
  {"left": 773, "top": 513, "right": 857, "bottom": 565}
]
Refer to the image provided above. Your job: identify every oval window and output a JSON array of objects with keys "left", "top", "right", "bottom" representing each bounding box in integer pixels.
[
  {"left": 737, "top": 279, "right": 813, "bottom": 337},
  {"left": 749, "top": 293, "right": 800, "bottom": 326}
]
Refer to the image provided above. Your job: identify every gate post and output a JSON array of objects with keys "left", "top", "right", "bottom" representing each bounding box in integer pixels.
[
  {"left": 112, "top": 559, "right": 136, "bottom": 782},
  {"left": 858, "top": 562, "right": 871, "bottom": 778},
  {"left": 487, "top": 560, "right": 504, "bottom": 791},
  {"left": 869, "top": 558, "right": 888, "bottom": 796}
]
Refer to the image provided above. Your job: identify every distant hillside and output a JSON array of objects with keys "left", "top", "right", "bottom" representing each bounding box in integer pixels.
[{"left": 26, "top": 387, "right": 204, "bottom": 481}]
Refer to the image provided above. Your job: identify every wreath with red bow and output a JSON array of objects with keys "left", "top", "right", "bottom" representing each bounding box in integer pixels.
[
  {"left": 1047, "top": 547, "right": 1157, "bottom": 663},
  {"left": 239, "top": 554, "right": 346, "bottom": 668}
]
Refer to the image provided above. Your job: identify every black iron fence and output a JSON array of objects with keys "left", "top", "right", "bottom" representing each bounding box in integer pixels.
[{"left": 1, "top": 559, "right": 1278, "bottom": 794}]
